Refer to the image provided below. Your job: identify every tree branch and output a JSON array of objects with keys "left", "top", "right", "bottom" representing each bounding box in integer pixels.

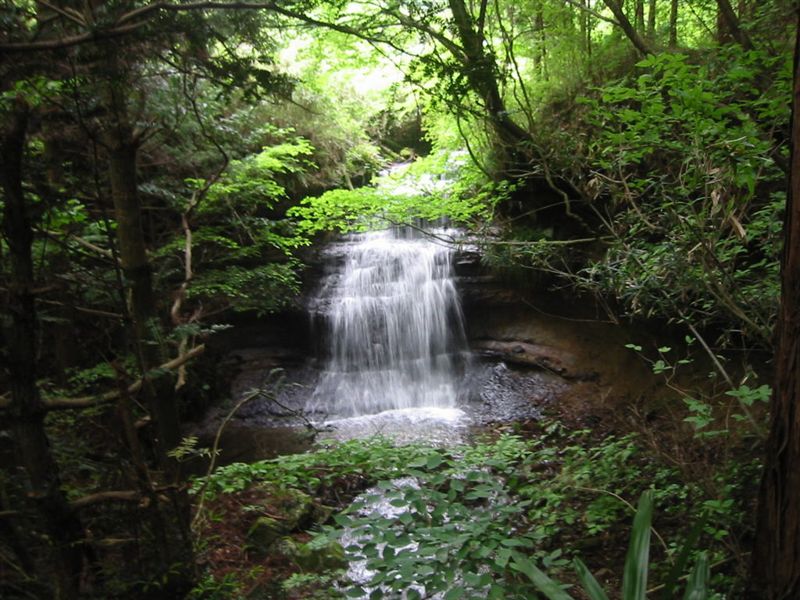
[
  {"left": 562, "top": 0, "right": 620, "bottom": 26},
  {"left": 36, "top": 0, "right": 87, "bottom": 27},
  {"left": 0, "top": 345, "right": 205, "bottom": 410},
  {"left": 601, "top": 0, "right": 653, "bottom": 55},
  {"left": 0, "top": 21, "right": 147, "bottom": 52},
  {"left": 69, "top": 488, "right": 175, "bottom": 510},
  {"left": 3, "top": 1, "right": 465, "bottom": 62}
]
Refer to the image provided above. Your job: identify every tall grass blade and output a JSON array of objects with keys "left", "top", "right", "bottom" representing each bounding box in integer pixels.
[
  {"left": 661, "top": 513, "right": 708, "bottom": 600},
  {"left": 574, "top": 558, "right": 610, "bottom": 600},
  {"left": 621, "top": 490, "right": 654, "bottom": 600},
  {"left": 682, "top": 552, "right": 709, "bottom": 600},
  {"left": 511, "top": 556, "right": 575, "bottom": 600}
]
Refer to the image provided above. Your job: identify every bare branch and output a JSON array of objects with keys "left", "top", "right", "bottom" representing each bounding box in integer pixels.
[
  {"left": 69, "top": 491, "right": 140, "bottom": 510},
  {"left": 0, "top": 345, "right": 205, "bottom": 410},
  {"left": 69, "top": 487, "right": 176, "bottom": 510},
  {"left": 36, "top": 299, "right": 124, "bottom": 320},
  {"left": 36, "top": 0, "right": 87, "bottom": 27},
  {"left": 562, "top": 0, "right": 620, "bottom": 26},
  {"left": 0, "top": 21, "right": 147, "bottom": 52},
  {"left": 44, "top": 230, "right": 114, "bottom": 259}
]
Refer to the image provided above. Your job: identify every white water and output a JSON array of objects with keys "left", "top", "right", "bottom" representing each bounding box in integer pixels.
[{"left": 309, "top": 227, "right": 467, "bottom": 417}]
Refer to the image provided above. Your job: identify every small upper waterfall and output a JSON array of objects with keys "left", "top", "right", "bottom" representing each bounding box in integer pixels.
[{"left": 309, "top": 227, "right": 467, "bottom": 417}]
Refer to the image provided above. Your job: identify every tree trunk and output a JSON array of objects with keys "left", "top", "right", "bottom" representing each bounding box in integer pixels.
[
  {"left": 447, "top": 0, "right": 534, "bottom": 174},
  {"left": 647, "top": 0, "right": 656, "bottom": 39},
  {"left": 750, "top": 16, "right": 800, "bottom": 600},
  {"left": 99, "top": 56, "right": 194, "bottom": 580},
  {"left": 602, "top": 0, "right": 652, "bottom": 55},
  {"left": 535, "top": 8, "right": 547, "bottom": 80},
  {"left": 738, "top": 0, "right": 752, "bottom": 20},
  {"left": 669, "top": 0, "right": 678, "bottom": 47},
  {"left": 1, "top": 97, "right": 86, "bottom": 600},
  {"left": 581, "top": 0, "right": 592, "bottom": 59},
  {"left": 102, "top": 77, "right": 182, "bottom": 466},
  {"left": 634, "top": 0, "right": 645, "bottom": 34},
  {"left": 716, "top": 0, "right": 754, "bottom": 49}
]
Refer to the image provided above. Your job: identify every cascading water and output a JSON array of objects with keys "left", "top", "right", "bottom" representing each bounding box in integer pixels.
[{"left": 309, "top": 227, "right": 467, "bottom": 418}]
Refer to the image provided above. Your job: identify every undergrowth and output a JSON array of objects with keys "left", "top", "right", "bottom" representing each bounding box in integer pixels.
[{"left": 191, "top": 422, "right": 757, "bottom": 599}]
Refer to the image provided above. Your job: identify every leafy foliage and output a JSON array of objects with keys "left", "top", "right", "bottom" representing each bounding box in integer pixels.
[
  {"left": 197, "top": 437, "right": 433, "bottom": 498},
  {"left": 516, "top": 491, "right": 713, "bottom": 600},
  {"left": 289, "top": 151, "right": 508, "bottom": 235},
  {"left": 198, "top": 428, "right": 753, "bottom": 597},
  {"left": 575, "top": 49, "right": 788, "bottom": 344}
]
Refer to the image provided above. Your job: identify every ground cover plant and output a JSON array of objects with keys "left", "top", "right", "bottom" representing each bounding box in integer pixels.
[{"left": 190, "top": 415, "right": 758, "bottom": 598}]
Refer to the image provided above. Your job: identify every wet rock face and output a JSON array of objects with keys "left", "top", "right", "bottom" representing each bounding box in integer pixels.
[
  {"left": 452, "top": 249, "right": 521, "bottom": 309},
  {"left": 206, "top": 310, "right": 312, "bottom": 367},
  {"left": 198, "top": 236, "right": 658, "bottom": 454},
  {"left": 451, "top": 251, "right": 649, "bottom": 388},
  {"left": 462, "top": 362, "right": 567, "bottom": 424}
]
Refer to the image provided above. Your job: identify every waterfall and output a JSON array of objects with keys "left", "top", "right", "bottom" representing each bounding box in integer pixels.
[{"left": 309, "top": 227, "right": 467, "bottom": 417}]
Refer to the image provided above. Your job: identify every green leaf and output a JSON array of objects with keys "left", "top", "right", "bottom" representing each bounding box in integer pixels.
[
  {"left": 573, "top": 559, "right": 610, "bottom": 600},
  {"left": 345, "top": 587, "right": 365, "bottom": 598},
  {"left": 426, "top": 453, "right": 444, "bottom": 469},
  {"left": 511, "top": 557, "right": 575, "bottom": 600},
  {"left": 682, "top": 552, "right": 709, "bottom": 600},
  {"left": 463, "top": 572, "right": 482, "bottom": 586},
  {"left": 495, "top": 548, "right": 512, "bottom": 569},
  {"left": 444, "top": 587, "right": 465, "bottom": 600},
  {"left": 408, "top": 456, "right": 428, "bottom": 468},
  {"left": 661, "top": 513, "right": 708, "bottom": 600},
  {"left": 450, "top": 479, "right": 465, "bottom": 493},
  {"left": 622, "top": 491, "right": 653, "bottom": 600},
  {"left": 500, "top": 538, "right": 533, "bottom": 548}
]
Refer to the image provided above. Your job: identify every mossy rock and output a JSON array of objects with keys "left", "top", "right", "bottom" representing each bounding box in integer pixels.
[
  {"left": 254, "top": 485, "right": 314, "bottom": 531},
  {"left": 294, "top": 539, "right": 347, "bottom": 572},
  {"left": 311, "top": 502, "right": 336, "bottom": 526},
  {"left": 274, "top": 535, "right": 299, "bottom": 558},
  {"left": 247, "top": 516, "right": 286, "bottom": 554},
  {"left": 279, "top": 488, "right": 314, "bottom": 530},
  {"left": 275, "top": 535, "right": 346, "bottom": 571}
]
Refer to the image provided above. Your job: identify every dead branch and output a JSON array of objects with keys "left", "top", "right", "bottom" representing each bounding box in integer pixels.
[
  {"left": 69, "top": 488, "right": 175, "bottom": 510},
  {"left": 69, "top": 491, "right": 140, "bottom": 510}
]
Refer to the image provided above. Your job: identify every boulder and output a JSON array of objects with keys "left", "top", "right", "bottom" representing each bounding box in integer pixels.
[
  {"left": 275, "top": 535, "right": 347, "bottom": 571},
  {"left": 247, "top": 516, "right": 286, "bottom": 554},
  {"left": 294, "top": 539, "right": 347, "bottom": 572},
  {"left": 246, "top": 487, "right": 316, "bottom": 555}
]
